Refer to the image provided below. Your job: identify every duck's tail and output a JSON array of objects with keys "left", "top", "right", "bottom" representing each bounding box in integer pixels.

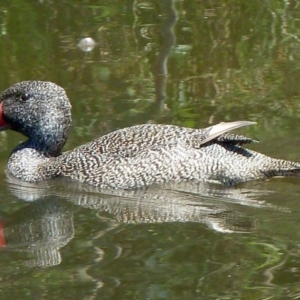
[{"left": 260, "top": 157, "right": 300, "bottom": 178}]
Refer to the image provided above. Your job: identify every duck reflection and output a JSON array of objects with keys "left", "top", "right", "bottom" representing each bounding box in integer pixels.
[
  {"left": 1, "top": 171, "right": 285, "bottom": 277},
  {"left": 0, "top": 197, "right": 74, "bottom": 267},
  {"left": 64, "top": 181, "right": 263, "bottom": 233},
  {"left": 6, "top": 174, "right": 269, "bottom": 235}
]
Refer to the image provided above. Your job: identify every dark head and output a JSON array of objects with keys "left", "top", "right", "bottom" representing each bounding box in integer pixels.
[{"left": 0, "top": 81, "right": 72, "bottom": 156}]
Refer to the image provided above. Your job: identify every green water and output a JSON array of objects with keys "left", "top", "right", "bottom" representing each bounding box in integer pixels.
[{"left": 0, "top": 1, "right": 300, "bottom": 299}]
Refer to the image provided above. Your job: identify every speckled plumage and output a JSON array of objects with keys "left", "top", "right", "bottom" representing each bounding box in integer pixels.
[{"left": 1, "top": 81, "right": 300, "bottom": 189}]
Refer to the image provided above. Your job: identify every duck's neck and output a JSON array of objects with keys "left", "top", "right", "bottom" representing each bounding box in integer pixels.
[
  {"left": 16, "top": 136, "right": 66, "bottom": 157},
  {"left": 14, "top": 118, "right": 71, "bottom": 157},
  {"left": 6, "top": 124, "right": 70, "bottom": 181}
]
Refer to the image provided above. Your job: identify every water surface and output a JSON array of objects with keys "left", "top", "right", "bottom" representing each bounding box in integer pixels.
[{"left": 0, "top": 1, "right": 300, "bottom": 299}]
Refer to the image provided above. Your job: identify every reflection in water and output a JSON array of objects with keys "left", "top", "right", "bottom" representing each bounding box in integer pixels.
[
  {"left": 154, "top": 0, "right": 177, "bottom": 109},
  {"left": 1, "top": 180, "right": 297, "bottom": 300},
  {"left": 67, "top": 181, "right": 264, "bottom": 233},
  {"left": 6, "top": 173, "right": 274, "bottom": 234},
  {"left": 1, "top": 197, "right": 74, "bottom": 267},
  {"left": 4, "top": 176, "right": 281, "bottom": 297},
  {"left": 132, "top": 0, "right": 178, "bottom": 121}
]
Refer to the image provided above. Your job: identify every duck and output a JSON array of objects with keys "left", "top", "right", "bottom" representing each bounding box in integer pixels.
[{"left": 0, "top": 81, "right": 299, "bottom": 189}]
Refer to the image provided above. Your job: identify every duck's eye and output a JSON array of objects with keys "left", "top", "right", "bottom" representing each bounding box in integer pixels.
[{"left": 20, "top": 93, "right": 31, "bottom": 102}]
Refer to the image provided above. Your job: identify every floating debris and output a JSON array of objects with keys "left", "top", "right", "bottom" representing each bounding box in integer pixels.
[{"left": 77, "top": 37, "right": 96, "bottom": 52}]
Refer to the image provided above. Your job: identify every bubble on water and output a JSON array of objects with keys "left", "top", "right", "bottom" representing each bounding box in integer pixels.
[{"left": 78, "top": 37, "right": 96, "bottom": 52}]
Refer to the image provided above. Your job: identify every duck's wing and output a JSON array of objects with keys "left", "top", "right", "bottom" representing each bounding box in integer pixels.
[
  {"left": 199, "top": 121, "right": 256, "bottom": 146},
  {"left": 73, "top": 121, "right": 256, "bottom": 159},
  {"left": 214, "top": 133, "right": 258, "bottom": 145}
]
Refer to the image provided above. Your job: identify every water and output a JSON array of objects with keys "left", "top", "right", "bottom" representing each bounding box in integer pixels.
[{"left": 0, "top": 1, "right": 300, "bottom": 299}]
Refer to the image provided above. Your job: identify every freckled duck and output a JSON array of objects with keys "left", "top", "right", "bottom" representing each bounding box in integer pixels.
[{"left": 0, "top": 81, "right": 300, "bottom": 189}]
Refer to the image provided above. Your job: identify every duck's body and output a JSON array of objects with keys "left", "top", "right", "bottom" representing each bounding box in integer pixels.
[{"left": 1, "top": 81, "right": 300, "bottom": 189}]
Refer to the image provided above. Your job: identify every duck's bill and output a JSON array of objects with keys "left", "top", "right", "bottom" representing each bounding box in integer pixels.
[{"left": 0, "top": 103, "right": 10, "bottom": 131}]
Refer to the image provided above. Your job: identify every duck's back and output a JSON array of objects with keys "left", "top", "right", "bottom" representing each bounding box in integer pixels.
[
  {"left": 55, "top": 124, "right": 266, "bottom": 188},
  {"left": 64, "top": 124, "right": 256, "bottom": 157}
]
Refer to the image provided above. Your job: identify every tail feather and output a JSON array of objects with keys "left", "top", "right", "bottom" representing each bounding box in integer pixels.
[
  {"left": 261, "top": 159, "right": 300, "bottom": 178},
  {"left": 200, "top": 121, "right": 256, "bottom": 145}
]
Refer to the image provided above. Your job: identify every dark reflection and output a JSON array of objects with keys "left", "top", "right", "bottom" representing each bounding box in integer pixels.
[
  {"left": 154, "top": 0, "right": 177, "bottom": 110},
  {"left": 0, "top": 197, "right": 74, "bottom": 267},
  {"left": 130, "top": 0, "right": 178, "bottom": 123}
]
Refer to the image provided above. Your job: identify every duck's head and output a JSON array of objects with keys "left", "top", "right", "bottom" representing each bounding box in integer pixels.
[{"left": 0, "top": 81, "right": 72, "bottom": 156}]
